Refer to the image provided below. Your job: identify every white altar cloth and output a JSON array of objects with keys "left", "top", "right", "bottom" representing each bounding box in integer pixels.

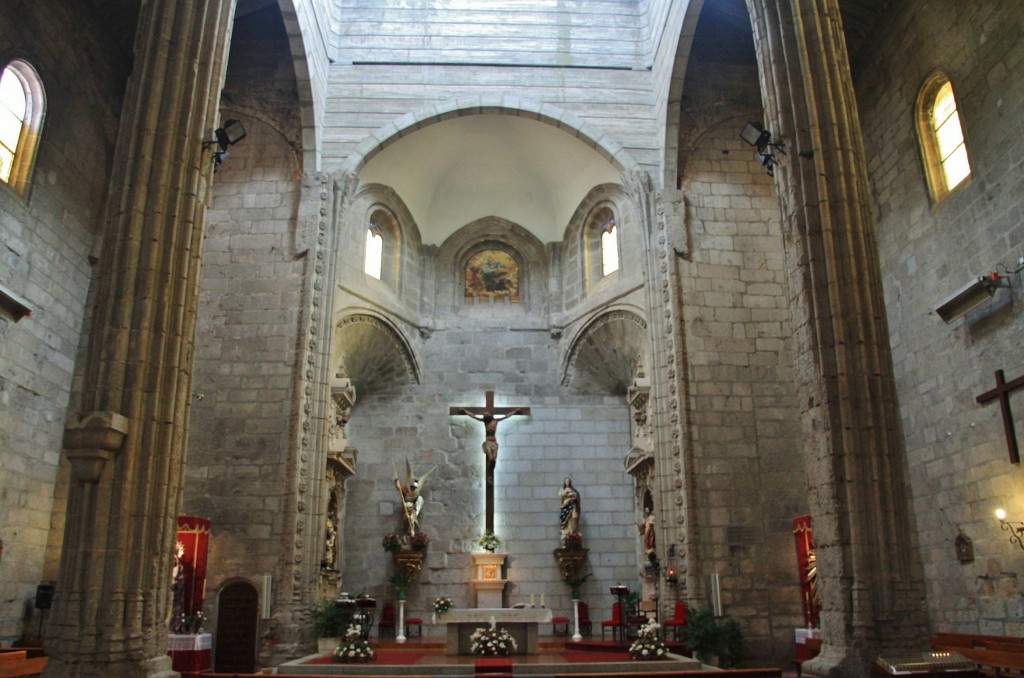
[{"left": 438, "top": 608, "right": 553, "bottom": 655}]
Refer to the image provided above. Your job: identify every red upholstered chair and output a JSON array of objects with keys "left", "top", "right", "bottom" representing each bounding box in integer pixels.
[
  {"left": 405, "top": 615, "right": 423, "bottom": 637},
  {"left": 551, "top": 613, "right": 570, "bottom": 636},
  {"left": 577, "top": 601, "right": 593, "bottom": 637},
  {"left": 662, "top": 601, "right": 688, "bottom": 641},
  {"left": 601, "top": 602, "right": 623, "bottom": 641},
  {"left": 378, "top": 603, "right": 396, "bottom": 638}
]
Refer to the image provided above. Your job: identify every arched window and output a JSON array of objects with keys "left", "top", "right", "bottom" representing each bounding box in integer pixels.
[
  {"left": 363, "top": 207, "right": 399, "bottom": 288},
  {"left": 0, "top": 59, "right": 45, "bottom": 197},
  {"left": 916, "top": 73, "right": 970, "bottom": 201},
  {"left": 601, "top": 219, "right": 619, "bottom": 276},
  {"left": 364, "top": 226, "right": 383, "bottom": 279},
  {"left": 585, "top": 205, "right": 619, "bottom": 290}
]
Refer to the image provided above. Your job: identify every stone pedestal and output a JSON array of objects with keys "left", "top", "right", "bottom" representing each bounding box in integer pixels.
[{"left": 471, "top": 552, "right": 508, "bottom": 608}]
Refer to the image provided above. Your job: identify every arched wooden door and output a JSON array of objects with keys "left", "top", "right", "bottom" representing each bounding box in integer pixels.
[{"left": 214, "top": 581, "right": 258, "bottom": 673}]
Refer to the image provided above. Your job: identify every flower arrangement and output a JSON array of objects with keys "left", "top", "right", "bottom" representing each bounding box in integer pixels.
[
  {"left": 477, "top": 532, "right": 502, "bottom": 552},
  {"left": 646, "top": 548, "right": 660, "bottom": 569},
  {"left": 433, "top": 596, "right": 454, "bottom": 617},
  {"left": 629, "top": 620, "right": 668, "bottom": 660},
  {"left": 470, "top": 625, "right": 518, "bottom": 656},
  {"left": 409, "top": 531, "right": 430, "bottom": 550},
  {"left": 333, "top": 624, "right": 375, "bottom": 663},
  {"left": 177, "top": 610, "right": 208, "bottom": 634},
  {"left": 382, "top": 532, "right": 402, "bottom": 552},
  {"left": 562, "top": 531, "right": 583, "bottom": 550}
]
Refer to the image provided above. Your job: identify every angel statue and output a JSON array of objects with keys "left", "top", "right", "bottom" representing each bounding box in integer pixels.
[{"left": 393, "top": 459, "right": 436, "bottom": 536}]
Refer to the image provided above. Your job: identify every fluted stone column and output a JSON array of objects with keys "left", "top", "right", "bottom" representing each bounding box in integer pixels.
[
  {"left": 745, "top": 1, "right": 927, "bottom": 675},
  {"left": 45, "top": 2, "right": 235, "bottom": 677}
]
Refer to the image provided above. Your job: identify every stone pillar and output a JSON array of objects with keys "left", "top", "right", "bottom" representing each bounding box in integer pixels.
[
  {"left": 745, "top": 1, "right": 928, "bottom": 674},
  {"left": 45, "top": 2, "right": 235, "bottom": 677}
]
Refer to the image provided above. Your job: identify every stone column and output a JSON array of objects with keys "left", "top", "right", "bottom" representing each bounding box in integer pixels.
[
  {"left": 745, "top": 1, "right": 927, "bottom": 674},
  {"left": 45, "top": 2, "right": 235, "bottom": 677}
]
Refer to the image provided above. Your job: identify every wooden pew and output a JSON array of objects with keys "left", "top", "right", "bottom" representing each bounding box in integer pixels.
[
  {"left": 0, "top": 650, "right": 48, "bottom": 678},
  {"left": 553, "top": 672, "right": 782, "bottom": 678},
  {"left": 932, "top": 632, "right": 1024, "bottom": 676}
]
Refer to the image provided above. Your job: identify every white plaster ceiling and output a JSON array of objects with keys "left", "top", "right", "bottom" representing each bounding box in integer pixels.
[{"left": 359, "top": 115, "right": 622, "bottom": 246}]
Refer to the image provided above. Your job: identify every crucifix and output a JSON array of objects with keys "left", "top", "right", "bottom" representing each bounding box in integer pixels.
[
  {"left": 450, "top": 391, "right": 531, "bottom": 534},
  {"left": 976, "top": 369, "right": 1024, "bottom": 464}
]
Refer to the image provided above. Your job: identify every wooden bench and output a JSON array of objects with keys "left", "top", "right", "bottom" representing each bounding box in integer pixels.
[
  {"left": 0, "top": 650, "right": 48, "bottom": 678},
  {"left": 932, "top": 632, "right": 1024, "bottom": 676},
  {"left": 554, "top": 671, "right": 782, "bottom": 678}
]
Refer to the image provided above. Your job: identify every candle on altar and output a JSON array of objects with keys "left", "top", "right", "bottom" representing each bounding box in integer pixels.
[
  {"left": 530, "top": 594, "right": 535, "bottom": 607},
  {"left": 541, "top": 594, "right": 545, "bottom": 607}
]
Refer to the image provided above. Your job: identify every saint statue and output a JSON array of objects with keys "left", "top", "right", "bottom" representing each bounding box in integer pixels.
[
  {"left": 393, "top": 459, "right": 435, "bottom": 536},
  {"left": 639, "top": 505, "right": 656, "bottom": 550},
  {"left": 559, "top": 477, "right": 581, "bottom": 537}
]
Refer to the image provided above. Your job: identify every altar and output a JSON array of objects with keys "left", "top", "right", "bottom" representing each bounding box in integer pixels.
[{"left": 439, "top": 608, "right": 553, "bottom": 655}]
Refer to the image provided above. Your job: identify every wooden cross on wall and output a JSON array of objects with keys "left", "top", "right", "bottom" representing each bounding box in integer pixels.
[
  {"left": 450, "top": 391, "right": 531, "bottom": 535},
  {"left": 976, "top": 369, "right": 1024, "bottom": 464}
]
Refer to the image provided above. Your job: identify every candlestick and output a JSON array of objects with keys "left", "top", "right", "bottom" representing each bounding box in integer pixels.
[
  {"left": 530, "top": 594, "right": 535, "bottom": 607},
  {"left": 541, "top": 594, "right": 546, "bottom": 607}
]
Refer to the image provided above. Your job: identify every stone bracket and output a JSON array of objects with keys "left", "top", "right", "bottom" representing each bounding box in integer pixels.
[{"left": 63, "top": 410, "right": 129, "bottom": 483}]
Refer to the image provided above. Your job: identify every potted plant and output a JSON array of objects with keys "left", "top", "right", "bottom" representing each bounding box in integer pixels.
[
  {"left": 477, "top": 532, "right": 502, "bottom": 552},
  {"left": 389, "top": 571, "right": 413, "bottom": 600},
  {"left": 310, "top": 599, "right": 350, "bottom": 652},
  {"left": 686, "top": 606, "right": 744, "bottom": 668},
  {"left": 563, "top": 572, "right": 591, "bottom": 600}
]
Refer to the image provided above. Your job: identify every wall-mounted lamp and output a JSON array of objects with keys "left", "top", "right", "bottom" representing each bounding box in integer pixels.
[
  {"left": 935, "top": 272, "right": 1009, "bottom": 323},
  {"left": 665, "top": 567, "right": 678, "bottom": 584},
  {"left": 739, "top": 121, "right": 786, "bottom": 176},
  {"left": 995, "top": 508, "right": 1024, "bottom": 551},
  {"left": 203, "top": 119, "right": 247, "bottom": 166}
]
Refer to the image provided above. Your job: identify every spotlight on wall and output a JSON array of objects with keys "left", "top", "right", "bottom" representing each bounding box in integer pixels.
[
  {"left": 739, "top": 121, "right": 786, "bottom": 176},
  {"left": 996, "top": 509, "right": 1024, "bottom": 551},
  {"left": 934, "top": 273, "right": 1008, "bottom": 323},
  {"left": 203, "top": 119, "right": 247, "bottom": 166}
]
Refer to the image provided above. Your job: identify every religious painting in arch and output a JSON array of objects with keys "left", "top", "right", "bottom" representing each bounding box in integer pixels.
[{"left": 464, "top": 249, "right": 519, "bottom": 303}]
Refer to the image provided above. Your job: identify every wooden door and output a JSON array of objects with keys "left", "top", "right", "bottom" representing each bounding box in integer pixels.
[{"left": 214, "top": 581, "right": 258, "bottom": 673}]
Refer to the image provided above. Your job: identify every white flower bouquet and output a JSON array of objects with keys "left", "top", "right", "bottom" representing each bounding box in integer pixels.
[
  {"left": 333, "top": 623, "right": 375, "bottom": 662},
  {"left": 469, "top": 625, "right": 518, "bottom": 656},
  {"left": 629, "top": 620, "right": 668, "bottom": 660}
]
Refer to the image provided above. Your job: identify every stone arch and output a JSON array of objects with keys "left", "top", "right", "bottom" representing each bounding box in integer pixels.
[
  {"left": 561, "top": 309, "right": 649, "bottom": 394},
  {"left": 338, "top": 97, "right": 641, "bottom": 176},
  {"left": 657, "top": 0, "right": 708, "bottom": 189},
  {"left": 331, "top": 312, "right": 420, "bottom": 396}
]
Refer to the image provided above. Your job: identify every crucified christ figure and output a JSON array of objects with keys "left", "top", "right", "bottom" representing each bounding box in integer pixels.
[{"left": 449, "top": 391, "right": 531, "bottom": 534}]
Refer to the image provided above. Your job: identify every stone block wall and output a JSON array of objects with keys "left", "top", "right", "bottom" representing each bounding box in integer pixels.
[
  {"left": 0, "top": 1, "right": 125, "bottom": 644},
  {"left": 857, "top": 0, "right": 1024, "bottom": 632},
  {"left": 339, "top": 323, "right": 635, "bottom": 632},
  {"left": 333, "top": 0, "right": 644, "bottom": 68},
  {"left": 185, "top": 115, "right": 305, "bottom": 596},
  {"left": 676, "top": 64, "right": 807, "bottom": 662}
]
